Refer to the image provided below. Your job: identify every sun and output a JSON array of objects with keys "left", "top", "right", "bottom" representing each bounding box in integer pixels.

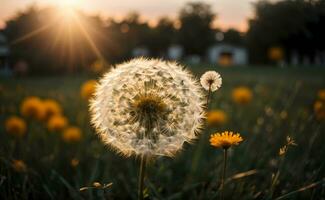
[{"left": 54, "top": 0, "right": 81, "bottom": 21}]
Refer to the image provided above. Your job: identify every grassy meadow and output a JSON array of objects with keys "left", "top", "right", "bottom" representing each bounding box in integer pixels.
[{"left": 0, "top": 65, "right": 325, "bottom": 199}]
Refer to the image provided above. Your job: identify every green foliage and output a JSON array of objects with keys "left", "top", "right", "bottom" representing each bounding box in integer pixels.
[
  {"left": 178, "top": 2, "right": 216, "bottom": 56},
  {"left": 247, "top": 0, "right": 325, "bottom": 63}
]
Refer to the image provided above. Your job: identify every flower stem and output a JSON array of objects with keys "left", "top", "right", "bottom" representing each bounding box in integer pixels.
[
  {"left": 206, "top": 84, "right": 212, "bottom": 109},
  {"left": 221, "top": 149, "right": 228, "bottom": 200},
  {"left": 138, "top": 155, "right": 147, "bottom": 200}
]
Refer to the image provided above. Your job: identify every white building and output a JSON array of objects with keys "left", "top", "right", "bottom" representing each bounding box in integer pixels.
[
  {"left": 132, "top": 46, "right": 149, "bottom": 57},
  {"left": 167, "top": 44, "right": 183, "bottom": 60},
  {"left": 207, "top": 43, "right": 248, "bottom": 66}
]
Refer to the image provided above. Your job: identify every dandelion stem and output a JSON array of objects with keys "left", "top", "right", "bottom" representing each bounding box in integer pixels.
[
  {"left": 138, "top": 155, "right": 147, "bottom": 200},
  {"left": 206, "top": 84, "right": 212, "bottom": 109},
  {"left": 221, "top": 149, "right": 228, "bottom": 200}
]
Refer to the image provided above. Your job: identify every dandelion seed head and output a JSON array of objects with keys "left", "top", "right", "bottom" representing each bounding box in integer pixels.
[
  {"left": 200, "top": 71, "right": 222, "bottom": 92},
  {"left": 90, "top": 58, "right": 205, "bottom": 157}
]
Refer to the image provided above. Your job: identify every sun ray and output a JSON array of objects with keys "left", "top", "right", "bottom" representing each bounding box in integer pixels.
[
  {"left": 10, "top": 4, "right": 107, "bottom": 72},
  {"left": 73, "top": 13, "right": 105, "bottom": 61},
  {"left": 11, "top": 22, "right": 54, "bottom": 45}
]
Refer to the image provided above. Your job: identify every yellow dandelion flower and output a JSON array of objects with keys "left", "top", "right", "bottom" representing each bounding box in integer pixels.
[
  {"left": 47, "top": 115, "right": 68, "bottom": 132},
  {"left": 318, "top": 89, "right": 325, "bottom": 101},
  {"left": 91, "top": 60, "right": 106, "bottom": 73},
  {"left": 206, "top": 110, "right": 228, "bottom": 126},
  {"left": 62, "top": 126, "right": 82, "bottom": 143},
  {"left": 232, "top": 86, "right": 253, "bottom": 105},
  {"left": 210, "top": 131, "right": 243, "bottom": 149},
  {"left": 20, "top": 96, "right": 45, "bottom": 120},
  {"left": 70, "top": 158, "right": 79, "bottom": 167},
  {"left": 81, "top": 80, "right": 97, "bottom": 100},
  {"left": 12, "top": 160, "right": 27, "bottom": 173},
  {"left": 5, "top": 116, "right": 27, "bottom": 137},
  {"left": 268, "top": 47, "right": 284, "bottom": 61},
  {"left": 314, "top": 100, "right": 325, "bottom": 120},
  {"left": 43, "top": 99, "right": 62, "bottom": 119}
]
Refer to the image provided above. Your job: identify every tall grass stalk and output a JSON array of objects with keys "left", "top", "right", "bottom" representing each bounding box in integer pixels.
[
  {"left": 206, "top": 85, "right": 212, "bottom": 108},
  {"left": 221, "top": 149, "right": 228, "bottom": 200},
  {"left": 269, "top": 154, "right": 285, "bottom": 199}
]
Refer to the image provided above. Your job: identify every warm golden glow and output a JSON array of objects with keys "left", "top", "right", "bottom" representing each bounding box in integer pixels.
[{"left": 56, "top": 0, "right": 82, "bottom": 8}]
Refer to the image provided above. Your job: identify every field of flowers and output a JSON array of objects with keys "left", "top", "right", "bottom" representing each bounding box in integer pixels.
[{"left": 0, "top": 65, "right": 325, "bottom": 199}]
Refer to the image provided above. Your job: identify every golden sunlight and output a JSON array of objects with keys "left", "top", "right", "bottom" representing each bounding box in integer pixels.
[{"left": 56, "top": 0, "right": 82, "bottom": 8}]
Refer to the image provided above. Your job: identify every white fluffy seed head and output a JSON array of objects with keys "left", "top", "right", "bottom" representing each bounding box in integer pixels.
[
  {"left": 200, "top": 71, "right": 222, "bottom": 92},
  {"left": 90, "top": 58, "right": 205, "bottom": 158}
]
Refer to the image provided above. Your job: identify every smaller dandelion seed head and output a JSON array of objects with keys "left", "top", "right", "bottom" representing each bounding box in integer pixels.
[
  {"left": 200, "top": 71, "right": 222, "bottom": 92},
  {"left": 210, "top": 131, "right": 243, "bottom": 149}
]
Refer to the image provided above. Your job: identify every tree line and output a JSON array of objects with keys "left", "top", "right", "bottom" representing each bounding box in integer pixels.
[{"left": 1, "top": 0, "right": 325, "bottom": 74}]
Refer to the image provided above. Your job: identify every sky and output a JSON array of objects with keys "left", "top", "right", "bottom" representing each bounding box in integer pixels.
[{"left": 0, "top": 0, "right": 259, "bottom": 32}]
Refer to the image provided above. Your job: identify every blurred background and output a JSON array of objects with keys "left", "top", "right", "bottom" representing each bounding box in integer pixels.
[
  {"left": 0, "top": 0, "right": 324, "bottom": 74},
  {"left": 0, "top": 0, "right": 324, "bottom": 199}
]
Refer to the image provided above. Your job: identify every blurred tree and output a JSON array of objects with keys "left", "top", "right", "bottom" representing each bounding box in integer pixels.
[
  {"left": 222, "top": 29, "right": 245, "bottom": 46},
  {"left": 104, "top": 12, "right": 152, "bottom": 61},
  {"left": 147, "top": 17, "right": 176, "bottom": 57},
  {"left": 178, "top": 2, "right": 216, "bottom": 56},
  {"left": 247, "top": 0, "right": 325, "bottom": 64}
]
